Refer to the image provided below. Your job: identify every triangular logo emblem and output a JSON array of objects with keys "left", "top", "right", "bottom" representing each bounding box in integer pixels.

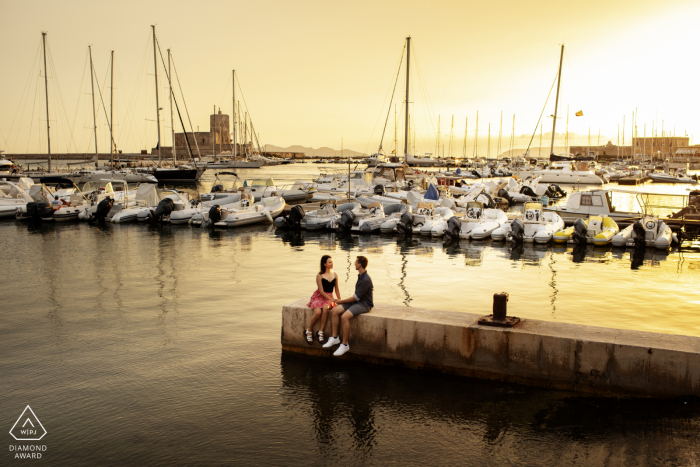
[{"left": 9, "top": 406, "right": 47, "bottom": 441}]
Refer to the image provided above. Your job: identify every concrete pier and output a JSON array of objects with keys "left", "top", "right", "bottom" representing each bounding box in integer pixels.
[{"left": 282, "top": 299, "right": 700, "bottom": 398}]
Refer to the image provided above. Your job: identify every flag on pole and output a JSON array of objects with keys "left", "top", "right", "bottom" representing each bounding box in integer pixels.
[{"left": 575, "top": 110, "right": 584, "bottom": 117}]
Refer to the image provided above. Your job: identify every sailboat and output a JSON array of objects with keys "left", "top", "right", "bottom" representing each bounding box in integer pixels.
[{"left": 149, "top": 27, "right": 206, "bottom": 183}]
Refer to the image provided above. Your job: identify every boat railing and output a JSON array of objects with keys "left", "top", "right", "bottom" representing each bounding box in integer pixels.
[{"left": 636, "top": 192, "right": 689, "bottom": 218}]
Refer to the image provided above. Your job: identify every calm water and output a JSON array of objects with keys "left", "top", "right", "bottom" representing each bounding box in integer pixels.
[{"left": 2, "top": 165, "right": 700, "bottom": 466}]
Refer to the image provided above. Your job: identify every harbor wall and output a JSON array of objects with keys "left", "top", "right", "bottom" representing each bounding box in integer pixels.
[{"left": 281, "top": 299, "right": 700, "bottom": 398}]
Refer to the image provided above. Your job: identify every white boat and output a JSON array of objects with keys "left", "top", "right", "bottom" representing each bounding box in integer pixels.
[
  {"left": 407, "top": 154, "right": 445, "bottom": 167},
  {"left": 492, "top": 202, "right": 564, "bottom": 243},
  {"left": 169, "top": 193, "right": 241, "bottom": 224},
  {"left": 275, "top": 180, "right": 315, "bottom": 203},
  {"left": 0, "top": 179, "right": 36, "bottom": 218},
  {"left": 457, "top": 202, "right": 509, "bottom": 240},
  {"left": 553, "top": 215, "right": 620, "bottom": 246},
  {"left": 545, "top": 189, "right": 639, "bottom": 224},
  {"left": 534, "top": 161, "right": 606, "bottom": 185},
  {"left": 415, "top": 205, "right": 455, "bottom": 236},
  {"left": 197, "top": 196, "right": 284, "bottom": 228},
  {"left": 612, "top": 216, "right": 677, "bottom": 249},
  {"left": 135, "top": 190, "right": 191, "bottom": 223},
  {"left": 299, "top": 202, "right": 361, "bottom": 230},
  {"left": 649, "top": 171, "right": 697, "bottom": 184},
  {"left": 348, "top": 203, "right": 409, "bottom": 233},
  {"left": 244, "top": 178, "right": 278, "bottom": 201}
]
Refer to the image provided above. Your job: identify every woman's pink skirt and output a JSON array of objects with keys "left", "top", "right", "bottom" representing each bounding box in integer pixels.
[{"left": 307, "top": 289, "right": 333, "bottom": 309}]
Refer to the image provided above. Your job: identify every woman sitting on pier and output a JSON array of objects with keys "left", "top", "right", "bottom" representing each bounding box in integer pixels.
[{"left": 305, "top": 255, "right": 340, "bottom": 345}]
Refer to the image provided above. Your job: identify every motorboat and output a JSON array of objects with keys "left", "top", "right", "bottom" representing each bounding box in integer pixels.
[
  {"left": 136, "top": 190, "right": 192, "bottom": 223},
  {"left": 553, "top": 215, "right": 620, "bottom": 246},
  {"left": 349, "top": 203, "right": 408, "bottom": 233},
  {"left": 200, "top": 172, "right": 244, "bottom": 202},
  {"left": 77, "top": 180, "right": 137, "bottom": 222},
  {"left": 649, "top": 171, "right": 697, "bottom": 184},
  {"left": 110, "top": 184, "right": 161, "bottom": 223},
  {"left": 299, "top": 201, "right": 361, "bottom": 230},
  {"left": 0, "top": 179, "right": 39, "bottom": 218},
  {"left": 413, "top": 204, "right": 454, "bottom": 236},
  {"left": 407, "top": 154, "right": 445, "bottom": 167},
  {"left": 534, "top": 162, "right": 606, "bottom": 185},
  {"left": 366, "top": 153, "right": 387, "bottom": 167},
  {"left": 169, "top": 193, "right": 241, "bottom": 225},
  {"left": 492, "top": 202, "right": 564, "bottom": 243},
  {"left": 456, "top": 202, "right": 509, "bottom": 240},
  {"left": 545, "top": 189, "right": 639, "bottom": 224},
  {"left": 197, "top": 195, "right": 285, "bottom": 228},
  {"left": 612, "top": 216, "right": 677, "bottom": 249},
  {"left": 275, "top": 180, "right": 315, "bottom": 203},
  {"left": 243, "top": 178, "right": 278, "bottom": 201}
]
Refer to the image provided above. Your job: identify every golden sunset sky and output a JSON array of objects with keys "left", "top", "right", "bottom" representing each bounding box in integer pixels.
[{"left": 1, "top": 0, "right": 698, "bottom": 157}]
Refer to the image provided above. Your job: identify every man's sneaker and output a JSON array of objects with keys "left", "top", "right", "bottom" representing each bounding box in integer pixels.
[
  {"left": 322, "top": 336, "right": 341, "bottom": 348},
  {"left": 333, "top": 344, "right": 350, "bottom": 356}
]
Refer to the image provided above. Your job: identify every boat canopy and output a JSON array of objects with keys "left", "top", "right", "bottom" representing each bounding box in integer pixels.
[
  {"left": 39, "top": 177, "right": 74, "bottom": 187},
  {"left": 245, "top": 178, "right": 275, "bottom": 187},
  {"left": 424, "top": 183, "right": 439, "bottom": 200}
]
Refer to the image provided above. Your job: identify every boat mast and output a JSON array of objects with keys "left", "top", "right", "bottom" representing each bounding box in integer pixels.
[
  {"left": 89, "top": 46, "right": 98, "bottom": 162},
  {"left": 213, "top": 105, "right": 216, "bottom": 158},
  {"left": 168, "top": 49, "right": 176, "bottom": 165},
  {"left": 152, "top": 25, "right": 162, "bottom": 167},
  {"left": 550, "top": 44, "right": 564, "bottom": 158},
  {"left": 110, "top": 50, "right": 114, "bottom": 168},
  {"left": 462, "top": 117, "right": 468, "bottom": 158},
  {"left": 232, "top": 70, "right": 236, "bottom": 158},
  {"left": 41, "top": 32, "right": 51, "bottom": 173},
  {"left": 404, "top": 36, "right": 410, "bottom": 162},
  {"left": 473, "top": 111, "right": 479, "bottom": 158}
]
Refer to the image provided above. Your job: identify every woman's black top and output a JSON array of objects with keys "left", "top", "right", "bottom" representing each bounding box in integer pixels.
[{"left": 321, "top": 276, "right": 336, "bottom": 293}]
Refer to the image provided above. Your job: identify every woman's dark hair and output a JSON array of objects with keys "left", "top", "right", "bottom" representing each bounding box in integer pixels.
[{"left": 320, "top": 255, "right": 332, "bottom": 274}]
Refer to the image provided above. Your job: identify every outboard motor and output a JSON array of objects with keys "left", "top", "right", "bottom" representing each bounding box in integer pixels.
[
  {"left": 37, "top": 202, "right": 54, "bottom": 220},
  {"left": 443, "top": 216, "right": 461, "bottom": 243},
  {"left": 510, "top": 218, "right": 524, "bottom": 243},
  {"left": 374, "top": 184, "right": 385, "bottom": 196},
  {"left": 471, "top": 170, "right": 481, "bottom": 178},
  {"left": 335, "top": 209, "right": 356, "bottom": 232},
  {"left": 25, "top": 202, "right": 38, "bottom": 221},
  {"left": 208, "top": 205, "right": 222, "bottom": 224},
  {"left": 551, "top": 184, "right": 566, "bottom": 198},
  {"left": 544, "top": 185, "right": 557, "bottom": 199},
  {"left": 211, "top": 184, "right": 224, "bottom": 193},
  {"left": 89, "top": 197, "right": 114, "bottom": 223},
  {"left": 285, "top": 205, "right": 305, "bottom": 229},
  {"left": 497, "top": 188, "right": 514, "bottom": 206},
  {"left": 632, "top": 220, "right": 647, "bottom": 249},
  {"left": 572, "top": 218, "right": 588, "bottom": 245},
  {"left": 190, "top": 199, "right": 201, "bottom": 207},
  {"left": 475, "top": 193, "right": 495, "bottom": 209},
  {"left": 148, "top": 198, "right": 175, "bottom": 223},
  {"left": 520, "top": 186, "right": 538, "bottom": 198},
  {"left": 396, "top": 211, "right": 414, "bottom": 235}
]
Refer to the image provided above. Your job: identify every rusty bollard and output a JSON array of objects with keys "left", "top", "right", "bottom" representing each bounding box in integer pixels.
[
  {"left": 493, "top": 292, "right": 508, "bottom": 321},
  {"left": 478, "top": 292, "right": 520, "bottom": 327}
]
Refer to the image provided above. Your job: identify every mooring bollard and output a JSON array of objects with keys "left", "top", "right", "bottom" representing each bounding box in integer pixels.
[
  {"left": 478, "top": 291, "right": 520, "bottom": 327},
  {"left": 493, "top": 292, "right": 508, "bottom": 321}
]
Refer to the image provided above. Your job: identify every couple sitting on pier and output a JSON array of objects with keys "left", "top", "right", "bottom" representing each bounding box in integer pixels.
[{"left": 305, "top": 255, "right": 373, "bottom": 357}]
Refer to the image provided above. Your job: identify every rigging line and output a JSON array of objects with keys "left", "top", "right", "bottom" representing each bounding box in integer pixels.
[
  {"left": 120, "top": 33, "right": 150, "bottom": 153},
  {"left": 376, "top": 43, "right": 406, "bottom": 154},
  {"left": 91, "top": 57, "right": 118, "bottom": 151},
  {"left": 155, "top": 40, "right": 195, "bottom": 160},
  {"left": 524, "top": 70, "right": 559, "bottom": 156},
  {"left": 67, "top": 50, "right": 89, "bottom": 153},
  {"left": 47, "top": 43, "right": 79, "bottom": 153},
  {"left": 8, "top": 43, "right": 41, "bottom": 151},
  {"left": 26, "top": 74, "right": 40, "bottom": 154},
  {"left": 218, "top": 72, "right": 231, "bottom": 110},
  {"left": 171, "top": 54, "right": 200, "bottom": 157},
  {"left": 412, "top": 45, "right": 437, "bottom": 137}
]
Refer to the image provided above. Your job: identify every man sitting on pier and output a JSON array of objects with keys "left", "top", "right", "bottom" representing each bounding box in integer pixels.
[{"left": 322, "top": 256, "right": 373, "bottom": 356}]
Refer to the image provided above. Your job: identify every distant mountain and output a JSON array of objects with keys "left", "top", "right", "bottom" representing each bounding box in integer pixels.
[{"left": 264, "top": 144, "right": 367, "bottom": 159}]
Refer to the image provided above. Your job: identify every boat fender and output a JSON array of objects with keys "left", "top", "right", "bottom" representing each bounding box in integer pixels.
[
  {"left": 264, "top": 209, "right": 273, "bottom": 223},
  {"left": 572, "top": 218, "right": 587, "bottom": 245},
  {"left": 672, "top": 233, "right": 679, "bottom": 244}
]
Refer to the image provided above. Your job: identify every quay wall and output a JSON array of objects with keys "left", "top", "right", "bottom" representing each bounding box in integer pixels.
[{"left": 281, "top": 299, "right": 700, "bottom": 398}]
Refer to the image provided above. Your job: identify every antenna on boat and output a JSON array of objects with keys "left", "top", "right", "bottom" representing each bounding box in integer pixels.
[{"left": 549, "top": 44, "right": 564, "bottom": 158}]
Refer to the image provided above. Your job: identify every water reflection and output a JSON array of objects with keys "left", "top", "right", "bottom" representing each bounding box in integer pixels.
[{"left": 279, "top": 353, "right": 700, "bottom": 465}]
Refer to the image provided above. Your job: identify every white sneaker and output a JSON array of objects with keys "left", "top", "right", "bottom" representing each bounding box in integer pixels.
[
  {"left": 333, "top": 344, "right": 350, "bottom": 356},
  {"left": 322, "top": 336, "right": 341, "bottom": 348}
]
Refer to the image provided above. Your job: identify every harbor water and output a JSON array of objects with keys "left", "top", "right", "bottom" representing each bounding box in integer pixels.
[{"left": 2, "top": 165, "right": 700, "bottom": 465}]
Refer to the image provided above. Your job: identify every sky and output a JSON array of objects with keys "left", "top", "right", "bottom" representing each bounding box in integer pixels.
[{"left": 1, "top": 0, "right": 699, "bottom": 157}]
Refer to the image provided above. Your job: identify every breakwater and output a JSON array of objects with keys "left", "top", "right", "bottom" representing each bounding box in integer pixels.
[{"left": 282, "top": 299, "right": 700, "bottom": 397}]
